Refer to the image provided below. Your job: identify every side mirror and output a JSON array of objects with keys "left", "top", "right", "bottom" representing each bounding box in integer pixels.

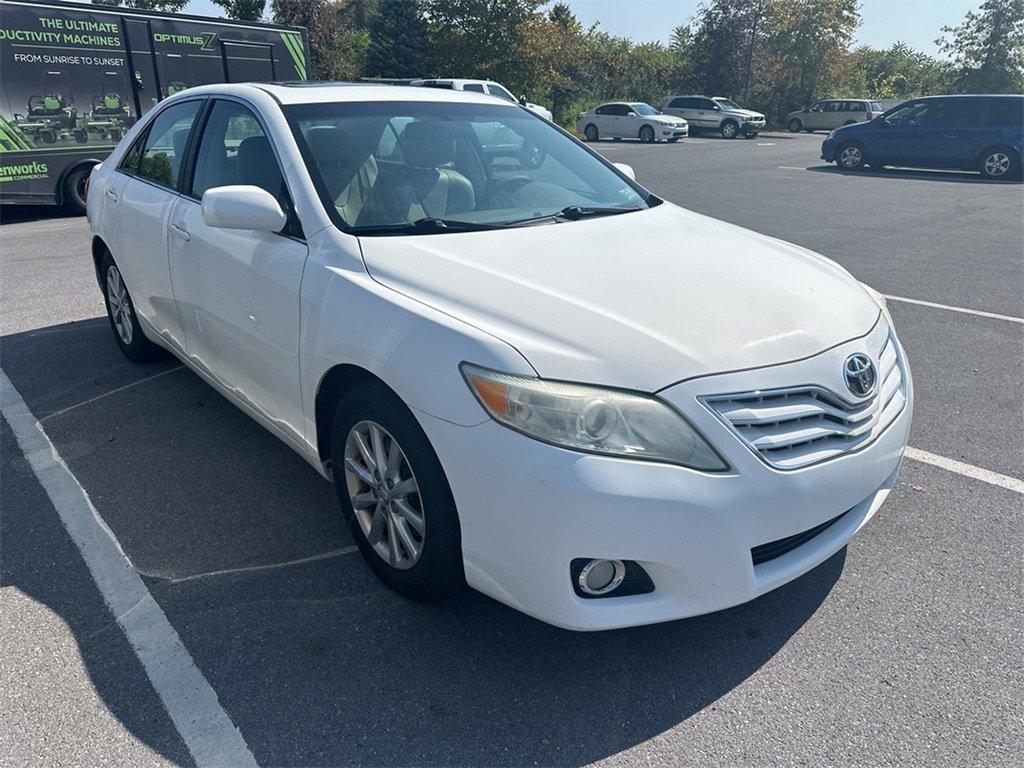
[
  {"left": 613, "top": 162, "right": 635, "bottom": 181},
  {"left": 625, "top": 110, "right": 636, "bottom": 116},
  {"left": 201, "top": 185, "right": 287, "bottom": 232},
  {"left": 519, "top": 95, "right": 528, "bottom": 106}
]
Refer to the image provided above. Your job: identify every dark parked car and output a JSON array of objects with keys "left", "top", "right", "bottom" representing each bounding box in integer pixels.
[{"left": 821, "top": 94, "right": 1023, "bottom": 179}]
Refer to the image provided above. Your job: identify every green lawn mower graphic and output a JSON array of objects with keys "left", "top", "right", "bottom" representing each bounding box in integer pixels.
[
  {"left": 12, "top": 70, "right": 80, "bottom": 145},
  {"left": 77, "top": 72, "right": 136, "bottom": 143}
]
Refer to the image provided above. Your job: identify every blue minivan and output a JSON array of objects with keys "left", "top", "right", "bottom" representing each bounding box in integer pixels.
[{"left": 821, "top": 94, "right": 1023, "bottom": 179}]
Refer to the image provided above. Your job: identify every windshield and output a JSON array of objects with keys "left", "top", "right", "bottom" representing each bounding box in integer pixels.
[
  {"left": 870, "top": 101, "right": 883, "bottom": 112},
  {"left": 285, "top": 101, "right": 650, "bottom": 234},
  {"left": 632, "top": 103, "right": 661, "bottom": 116},
  {"left": 714, "top": 98, "right": 740, "bottom": 109}
]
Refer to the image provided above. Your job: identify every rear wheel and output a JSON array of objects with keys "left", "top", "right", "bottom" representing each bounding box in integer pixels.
[
  {"left": 584, "top": 123, "right": 598, "bottom": 142},
  {"left": 788, "top": 118, "right": 803, "bottom": 133},
  {"left": 62, "top": 166, "right": 91, "bottom": 215},
  {"left": 99, "top": 250, "right": 166, "bottom": 362},
  {"left": 979, "top": 146, "right": 1019, "bottom": 179},
  {"left": 331, "top": 380, "right": 464, "bottom": 601},
  {"left": 837, "top": 141, "right": 867, "bottom": 171},
  {"left": 639, "top": 124, "right": 655, "bottom": 143},
  {"left": 720, "top": 120, "right": 739, "bottom": 139}
]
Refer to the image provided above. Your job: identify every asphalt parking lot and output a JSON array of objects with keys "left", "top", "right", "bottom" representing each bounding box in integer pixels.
[{"left": 2, "top": 130, "right": 1021, "bottom": 767}]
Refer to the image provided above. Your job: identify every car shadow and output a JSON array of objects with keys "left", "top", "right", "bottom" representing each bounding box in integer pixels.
[
  {"left": 2, "top": 318, "right": 847, "bottom": 766},
  {"left": 807, "top": 164, "right": 1022, "bottom": 185},
  {"left": 0, "top": 204, "right": 79, "bottom": 225}
]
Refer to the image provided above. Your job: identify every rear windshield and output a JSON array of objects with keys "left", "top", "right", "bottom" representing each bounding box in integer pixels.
[{"left": 285, "top": 101, "right": 650, "bottom": 233}]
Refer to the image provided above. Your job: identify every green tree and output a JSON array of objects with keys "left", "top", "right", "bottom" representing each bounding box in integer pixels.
[
  {"left": 364, "top": 0, "right": 430, "bottom": 78},
  {"left": 211, "top": 0, "right": 265, "bottom": 21},
  {"left": 937, "top": 0, "right": 1024, "bottom": 92},
  {"left": 92, "top": 0, "right": 188, "bottom": 11},
  {"left": 272, "top": 0, "right": 369, "bottom": 81}
]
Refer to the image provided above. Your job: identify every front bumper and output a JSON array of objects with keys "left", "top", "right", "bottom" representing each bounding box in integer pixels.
[
  {"left": 419, "top": 322, "right": 913, "bottom": 631},
  {"left": 821, "top": 136, "right": 838, "bottom": 161},
  {"left": 661, "top": 126, "right": 688, "bottom": 138},
  {"left": 742, "top": 119, "right": 765, "bottom": 134}
]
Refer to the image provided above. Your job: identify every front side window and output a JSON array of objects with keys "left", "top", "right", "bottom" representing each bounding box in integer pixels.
[
  {"left": 884, "top": 101, "right": 930, "bottom": 126},
  {"left": 463, "top": 83, "right": 485, "bottom": 93},
  {"left": 714, "top": 98, "right": 740, "bottom": 110},
  {"left": 287, "top": 101, "right": 651, "bottom": 234},
  {"left": 191, "top": 99, "right": 287, "bottom": 203},
  {"left": 125, "top": 100, "right": 201, "bottom": 189}
]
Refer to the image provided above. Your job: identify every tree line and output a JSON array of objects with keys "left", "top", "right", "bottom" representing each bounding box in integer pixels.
[{"left": 97, "top": 0, "right": 1024, "bottom": 126}]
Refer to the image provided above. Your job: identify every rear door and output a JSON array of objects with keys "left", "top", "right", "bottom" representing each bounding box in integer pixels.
[
  {"left": 105, "top": 98, "right": 203, "bottom": 353},
  {"left": 167, "top": 97, "right": 307, "bottom": 441},
  {"left": 922, "top": 97, "right": 989, "bottom": 168}
]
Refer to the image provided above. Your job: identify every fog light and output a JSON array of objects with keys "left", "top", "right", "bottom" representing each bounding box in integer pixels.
[{"left": 578, "top": 558, "right": 626, "bottom": 595}]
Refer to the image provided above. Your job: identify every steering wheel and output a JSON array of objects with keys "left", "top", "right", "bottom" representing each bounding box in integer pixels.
[{"left": 484, "top": 175, "right": 533, "bottom": 209}]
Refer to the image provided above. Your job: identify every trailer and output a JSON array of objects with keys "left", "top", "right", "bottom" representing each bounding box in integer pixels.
[{"left": 0, "top": 0, "right": 309, "bottom": 213}]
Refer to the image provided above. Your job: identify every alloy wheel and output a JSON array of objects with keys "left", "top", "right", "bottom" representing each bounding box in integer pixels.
[
  {"left": 344, "top": 420, "right": 425, "bottom": 570},
  {"left": 105, "top": 265, "right": 134, "bottom": 345},
  {"left": 640, "top": 125, "right": 654, "bottom": 143},
  {"left": 984, "top": 152, "right": 1010, "bottom": 178},
  {"left": 722, "top": 122, "right": 737, "bottom": 139},
  {"left": 840, "top": 145, "right": 863, "bottom": 169}
]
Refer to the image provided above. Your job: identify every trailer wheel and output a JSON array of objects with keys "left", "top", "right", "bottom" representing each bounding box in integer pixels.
[
  {"left": 74, "top": 129, "right": 88, "bottom": 144},
  {"left": 39, "top": 130, "right": 56, "bottom": 144},
  {"left": 62, "top": 166, "right": 91, "bottom": 215}
]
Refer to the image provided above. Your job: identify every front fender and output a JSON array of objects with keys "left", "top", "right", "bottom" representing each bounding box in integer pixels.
[{"left": 299, "top": 228, "right": 536, "bottom": 445}]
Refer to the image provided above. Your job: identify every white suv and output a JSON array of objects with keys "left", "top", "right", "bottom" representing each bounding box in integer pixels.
[
  {"left": 87, "top": 83, "right": 910, "bottom": 631},
  {"left": 409, "top": 78, "right": 553, "bottom": 121},
  {"left": 663, "top": 95, "right": 766, "bottom": 138}
]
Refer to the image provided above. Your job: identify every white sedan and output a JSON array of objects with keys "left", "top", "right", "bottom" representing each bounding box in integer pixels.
[
  {"left": 577, "top": 102, "right": 688, "bottom": 143},
  {"left": 87, "top": 83, "right": 911, "bottom": 631}
]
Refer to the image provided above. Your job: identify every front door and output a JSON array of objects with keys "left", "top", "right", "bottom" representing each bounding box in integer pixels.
[
  {"left": 871, "top": 100, "right": 930, "bottom": 165},
  {"left": 167, "top": 98, "right": 308, "bottom": 442}
]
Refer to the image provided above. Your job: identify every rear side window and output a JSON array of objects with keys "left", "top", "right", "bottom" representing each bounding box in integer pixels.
[
  {"left": 421, "top": 81, "right": 453, "bottom": 89},
  {"left": 463, "top": 83, "right": 485, "bottom": 93},
  {"left": 929, "top": 99, "right": 983, "bottom": 127},
  {"left": 596, "top": 105, "right": 611, "bottom": 115},
  {"left": 987, "top": 98, "right": 1023, "bottom": 126},
  {"left": 126, "top": 100, "right": 202, "bottom": 189}
]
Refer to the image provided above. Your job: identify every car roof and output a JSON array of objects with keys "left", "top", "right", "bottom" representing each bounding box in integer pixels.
[{"left": 169, "top": 82, "right": 508, "bottom": 107}]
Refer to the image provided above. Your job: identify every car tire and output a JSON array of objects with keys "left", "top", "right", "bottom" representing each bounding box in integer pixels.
[
  {"left": 584, "top": 123, "right": 598, "bottom": 142},
  {"left": 62, "top": 166, "right": 91, "bottom": 215},
  {"left": 639, "top": 125, "right": 655, "bottom": 143},
  {"left": 836, "top": 141, "right": 868, "bottom": 171},
  {"left": 330, "top": 379, "right": 465, "bottom": 602},
  {"left": 720, "top": 120, "right": 739, "bottom": 139},
  {"left": 788, "top": 118, "right": 803, "bottom": 132},
  {"left": 99, "top": 250, "right": 166, "bottom": 362},
  {"left": 979, "top": 146, "right": 1020, "bottom": 180}
]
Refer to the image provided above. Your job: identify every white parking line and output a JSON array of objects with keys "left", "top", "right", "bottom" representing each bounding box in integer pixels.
[
  {"left": 0, "top": 368, "right": 258, "bottom": 768},
  {"left": 41, "top": 365, "right": 185, "bottom": 422},
  {"left": 883, "top": 294, "right": 1024, "bottom": 325},
  {"left": 906, "top": 447, "right": 1024, "bottom": 494}
]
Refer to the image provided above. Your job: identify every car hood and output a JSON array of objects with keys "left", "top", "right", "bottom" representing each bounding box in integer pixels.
[
  {"left": 647, "top": 114, "right": 687, "bottom": 125},
  {"left": 726, "top": 108, "right": 764, "bottom": 119},
  {"left": 359, "top": 203, "right": 879, "bottom": 392}
]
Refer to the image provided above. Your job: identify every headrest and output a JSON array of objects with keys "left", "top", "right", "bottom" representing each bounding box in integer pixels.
[
  {"left": 401, "top": 121, "right": 456, "bottom": 168},
  {"left": 237, "top": 135, "right": 282, "bottom": 194},
  {"left": 305, "top": 125, "right": 352, "bottom": 166}
]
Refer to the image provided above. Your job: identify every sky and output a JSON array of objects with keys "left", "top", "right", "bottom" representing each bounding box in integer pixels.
[{"left": 184, "top": 0, "right": 982, "bottom": 58}]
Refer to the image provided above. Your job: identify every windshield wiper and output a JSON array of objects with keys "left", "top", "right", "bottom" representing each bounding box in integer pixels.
[
  {"left": 506, "top": 204, "right": 642, "bottom": 227},
  {"left": 350, "top": 217, "right": 508, "bottom": 236}
]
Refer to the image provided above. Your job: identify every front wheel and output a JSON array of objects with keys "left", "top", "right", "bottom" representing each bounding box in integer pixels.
[
  {"left": 788, "top": 118, "right": 803, "bottom": 133},
  {"left": 331, "top": 380, "right": 465, "bottom": 602},
  {"left": 720, "top": 120, "right": 739, "bottom": 139},
  {"left": 100, "top": 250, "right": 166, "bottom": 361},
  {"left": 979, "top": 146, "right": 1019, "bottom": 180},
  {"left": 584, "top": 123, "right": 598, "bottom": 142},
  {"left": 836, "top": 141, "right": 867, "bottom": 171},
  {"left": 639, "top": 125, "right": 655, "bottom": 143}
]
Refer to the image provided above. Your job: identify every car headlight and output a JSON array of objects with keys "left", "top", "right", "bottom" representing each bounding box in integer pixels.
[
  {"left": 461, "top": 364, "right": 727, "bottom": 470},
  {"left": 860, "top": 282, "right": 894, "bottom": 328}
]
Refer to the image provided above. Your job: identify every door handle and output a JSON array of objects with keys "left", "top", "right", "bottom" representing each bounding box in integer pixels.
[
  {"left": 169, "top": 224, "right": 191, "bottom": 241},
  {"left": 105, "top": 189, "right": 118, "bottom": 202}
]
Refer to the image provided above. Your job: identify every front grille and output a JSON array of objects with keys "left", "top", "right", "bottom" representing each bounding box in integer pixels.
[
  {"left": 702, "top": 334, "right": 906, "bottom": 470},
  {"left": 751, "top": 509, "right": 849, "bottom": 566}
]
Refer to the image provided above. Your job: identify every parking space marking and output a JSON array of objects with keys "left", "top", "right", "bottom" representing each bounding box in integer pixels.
[
  {"left": 0, "top": 368, "right": 259, "bottom": 768},
  {"left": 883, "top": 294, "right": 1023, "bottom": 325},
  {"left": 165, "top": 545, "right": 360, "bottom": 585},
  {"left": 40, "top": 365, "right": 186, "bottom": 422},
  {"left": 906, "top": 447, "right": 1024, "bottom": 494}
]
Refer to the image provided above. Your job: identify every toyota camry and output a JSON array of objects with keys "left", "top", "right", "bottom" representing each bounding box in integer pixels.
[{"left": 86, "top": 83, "right": 912, "bottom": 630}]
